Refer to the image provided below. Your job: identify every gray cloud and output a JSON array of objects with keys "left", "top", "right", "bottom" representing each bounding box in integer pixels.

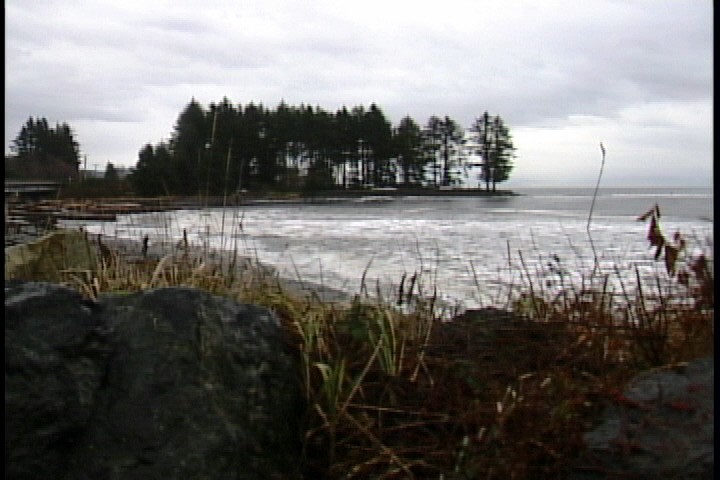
[{"left": 5, "top": 0, "right": 712, "bottom": 186}]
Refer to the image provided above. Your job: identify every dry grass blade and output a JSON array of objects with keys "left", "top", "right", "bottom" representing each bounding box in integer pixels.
[
  {"left": 146, "top": 253, "right": 174, "bottom": 288},
  {"left": 341, "top": 410, "right": 415, "bottom": 479},
  {"left": 587, "top": 142, "right": 606, "bottom": 271}
]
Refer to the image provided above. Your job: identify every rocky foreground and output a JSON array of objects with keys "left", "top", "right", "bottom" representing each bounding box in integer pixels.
[
  {"left": 6, "top": 280, "right": 305, "bottom": 480},
  {"left": 5, "top": 228, "right": 713, "bottom": 478},
  {"left": 569, "top": 357, "right": 714, "bottom": 479}
]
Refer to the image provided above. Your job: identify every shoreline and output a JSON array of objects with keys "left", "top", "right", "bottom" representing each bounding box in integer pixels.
[
  {"left": 145, "top": 188, "right": 521, "bottom": 208},
  {"left": 90, "top": 188, "right": 521, "bottom": 209},
  {"left": 5, "top": 190, "right": 520, "bottom": 227},
  {"left": 96, "top": 233, "right": 358, "bottom": 306}
]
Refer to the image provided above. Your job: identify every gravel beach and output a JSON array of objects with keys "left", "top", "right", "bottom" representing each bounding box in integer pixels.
[{"left": 5, "top": 224, "right": 360, "bottom": 305}]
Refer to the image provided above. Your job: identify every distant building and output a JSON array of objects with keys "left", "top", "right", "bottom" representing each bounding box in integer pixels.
[
  {"left": 80, "top": 166, "right": 133, "bottom": 179},
  {"left": 80, "top": 169, "right": 104, "bottom": 179},
  {"left": 114, "top": 167, "right": 133, "bottom": 178}
]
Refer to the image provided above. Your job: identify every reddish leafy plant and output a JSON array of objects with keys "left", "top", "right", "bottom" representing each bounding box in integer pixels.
[{"left": 638, "top": 204, "right": 713, "bottom": 309}]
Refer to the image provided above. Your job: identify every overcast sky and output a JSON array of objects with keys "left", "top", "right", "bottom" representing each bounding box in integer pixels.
[{"left": 5, "top": 0, "right": 713, "bottom": 187}]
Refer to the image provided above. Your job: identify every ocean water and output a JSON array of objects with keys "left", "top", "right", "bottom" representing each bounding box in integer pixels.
[{"left": 67, "top": 187, "right": 713, "bottom": 310}]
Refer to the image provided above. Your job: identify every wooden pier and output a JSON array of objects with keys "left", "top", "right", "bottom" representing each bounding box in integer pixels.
[{"left": 5, "top": 180, "right": 63, "bottom": 200}]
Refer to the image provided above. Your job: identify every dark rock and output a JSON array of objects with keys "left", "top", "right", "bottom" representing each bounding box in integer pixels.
[
  {"left": 569, "top": 356, "right": 714, "bottom": 480},
  {"left": 5, "top": 280, "right": 111, "bottom": 480},
  {"left": 5, "top": 281, "right": 305, "bottom": 480}
]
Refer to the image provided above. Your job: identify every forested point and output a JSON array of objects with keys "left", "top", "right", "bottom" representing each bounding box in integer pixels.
[
  {"left": 6, "top": 99, "right": 517, "bottom": 197},
  {"left": 5, "top": 117, "right": 81, "bottom": 182}
]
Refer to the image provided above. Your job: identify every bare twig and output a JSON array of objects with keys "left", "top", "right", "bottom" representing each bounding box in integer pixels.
[{"left": 587, "top": 142, "right": 606, "bottom": 271}]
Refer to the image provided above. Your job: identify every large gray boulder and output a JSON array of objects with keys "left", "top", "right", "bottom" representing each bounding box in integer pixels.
[
  {"left": 5, "top": 229, "right": 97, "bottom": 281},
  {"left": 569, "top": 356, "right": 714, "bottom": 479},
  {"left": 5, "top": 280, "right": 305, "bottom": 480}
]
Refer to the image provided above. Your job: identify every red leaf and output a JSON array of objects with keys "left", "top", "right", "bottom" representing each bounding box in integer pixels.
[
  {"left": 691, "top": 255, "right": 708, "bottom": 277},
  {"left": 647, "top": 217, "right": 665, "bottom": 247},
  {"left": 637, "top": 207, "right": 655, "bottom": 222},
  {"left": 665, "top": 245, "right": 679, "bottom": 275}
]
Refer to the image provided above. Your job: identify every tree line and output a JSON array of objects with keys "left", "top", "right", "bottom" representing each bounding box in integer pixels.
[
  {"left": 5, "top": 117, "right": 81, "bottom": 181},
  {"left": 131, "top": 99, "right": 516, "bottom": 196},
  {"left": 6, "top": 100, "right": 516, "bottom": 196}
]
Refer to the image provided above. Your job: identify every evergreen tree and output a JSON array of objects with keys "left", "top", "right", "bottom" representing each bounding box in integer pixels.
[
  {"left": 423, "top": 116, "right": 443, "bottom": 187},
  {"left": 50, "top": 123, "right": 81, "bottom": 168},
  {"left": 133, "top": 98, "right": 517, "bottom": 196},
  {"left": 104, "top": 162, "right": 119, "bottom": 182},
  {"left": 272, "top": 100, "right": 299, "bottom": 189},
  {"left": 203, "top": 97, "right": 238, "bottom": 195},
  {"left": 393, "top": 116, "right": 426, "bottom": 186},
  {"left": 11, "top": 116, "right": 80, "bottom": 169},
  {"left": 239, "top": 102, "right": 275, "bottom": 189},
  {"left": 470, "top": 112, "right": 516, "bottom": 191},
  {"left": 12, "top": 117, "right": 48, "bottom": 157},
  {"left": 487, "top": 115, "right": 515, "bottom": 191},
  {"left": 307, "top": 107, "right": 336, "bottom": 191},
  {"left": 131, "top": 143, "right": 175, "bottom": 196},
  {"left": 170, "top": 99, "right": 208, "bottom": 195},
  {"left": 424, "top": 116, "right": 465, "bottom": 187},
  {"left": 349, "top": 105, "right": 367, "bottom": 186},
  {"left": 470, "top": 112, "right": 492, "bottom": 191},
  {"left": 362, "top": 103, "right": 394, "bottom": 186}
]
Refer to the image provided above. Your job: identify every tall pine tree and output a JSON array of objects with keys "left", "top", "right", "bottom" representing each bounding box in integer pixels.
[
  {"left": 170, "top": 99, "right": 208, "bottom": 195},
  {"left": 393, "top": 116, "right": 426, "bottom": 186},
  {"left": 8, "top": 116, "right": 81, "bottom": 180},
  {"left": 470, "top": 112, "right": 516, "bottom": 191},
  {"left": 424, "top": 116, "right": 465, "bottom": 187},
  {"left": 11, "top": 117, "right": 80, "bottom": 167}
]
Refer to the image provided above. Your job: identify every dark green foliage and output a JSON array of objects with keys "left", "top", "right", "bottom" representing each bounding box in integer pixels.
[
  {"left": 393, "top": 116, "right": 427, "bottom": 186},
  {"left": 131, "top": 99, "right": 516, "bottom": 196},
  {"left": 7, "top": 117, "right": 81, "bottom": 180},
  {"left": 104, "top": 162, "right": 119, "bottom": 182},
  {"left": 362, "top": 104, "right": 394, "bottom": 186},
  {"left": 129, "top": 144, "right": 175, "bottom": 196},
  {"left": 424, "top": 115, "right": 466, "bottom": 187},
  {"left": 171, "top": 99, "right": 209, "bottom": 195},
  {"left": 11, "top": 117, "right": 80, "bottom": 165},
  {"left": 469, "top": 112, "right": 516, "bottom": 192}
]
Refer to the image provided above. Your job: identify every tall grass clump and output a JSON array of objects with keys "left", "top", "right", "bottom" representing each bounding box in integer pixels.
[{"left": 8, "top": 197, "right": 713, "bottom": 479}]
